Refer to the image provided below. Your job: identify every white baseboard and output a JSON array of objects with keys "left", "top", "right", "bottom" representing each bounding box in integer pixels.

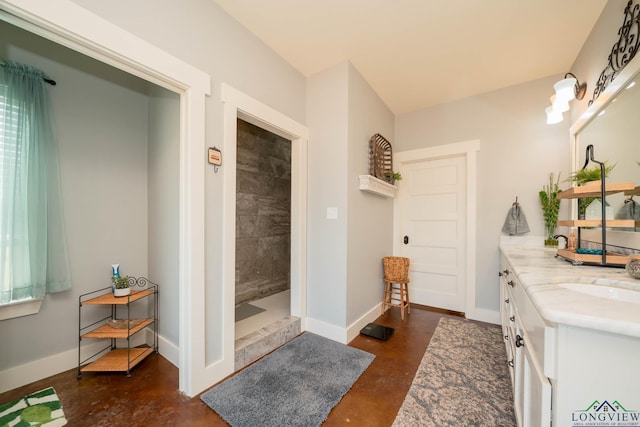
[
  {"left": 466, "top": 307, "right": 500, "bottom": 325},
  {"left": 157, "top": 333, "right": 178, "bottom": 368},
  {"left": 305, "top": 303, "right": 382, "bottom": 345},
  {"left": 0, "top": 341, "right": 103, "bottom": 394},
  {"left": 0, "top": 333, "right": 157, "bottom": 394},
  {"left": 305, "top": 317, "right": 348, "bottom": 344},
  {"left": 346, "top": 303, "right": 382, "bottom": 343}
]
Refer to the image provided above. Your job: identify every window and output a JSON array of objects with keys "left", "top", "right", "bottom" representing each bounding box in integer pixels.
[
  {"left": 0, "top": 80, "right": 25, "bottom": 304},
  {"left": 0, "top": 60, "right": 71, "bottom": 315}
]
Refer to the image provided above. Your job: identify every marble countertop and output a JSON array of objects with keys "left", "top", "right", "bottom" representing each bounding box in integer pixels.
[{"left": 500, "top": 245, "right": 640, "bottom": 338}]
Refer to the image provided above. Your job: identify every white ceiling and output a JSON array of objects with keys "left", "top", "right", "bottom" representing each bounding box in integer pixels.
[{"left": 212, "top": 0, "right": 607, "bottom": 114}]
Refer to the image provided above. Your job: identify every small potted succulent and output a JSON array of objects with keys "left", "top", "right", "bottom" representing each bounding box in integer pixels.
[
  {"left": 385, "top": 171, "right": 402, "bottom": 185},
  {"left": 113, "top": 275, "right": 131, "bottom": 297}
]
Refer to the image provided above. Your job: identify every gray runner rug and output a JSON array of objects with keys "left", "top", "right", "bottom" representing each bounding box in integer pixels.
[
  {"left": 200, "top": 332, "right": 374, "bottom": 427},
  {"left": 393, "top": 317, "right": 516, "bottom": 426}
]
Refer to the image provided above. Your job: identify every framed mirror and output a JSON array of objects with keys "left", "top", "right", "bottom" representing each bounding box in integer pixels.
[{"left": 570, "top": 53, "right": 640, "bottom": 250}]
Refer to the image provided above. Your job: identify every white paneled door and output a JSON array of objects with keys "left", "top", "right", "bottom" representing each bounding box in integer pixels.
[{"left": 396, "top": 156, "right": 466, "bottom": 312}]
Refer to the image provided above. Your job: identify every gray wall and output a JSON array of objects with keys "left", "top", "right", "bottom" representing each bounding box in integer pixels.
[
  {"left": 571, "top": 1, "right": 630, "bottom": 121},
  {"left": 236, "top": 119, "right": 291, "bottom": 305},
  {"left": 307, "top": 61, "right": 395, "bottom": 331},
  {"left": 4, "top": 0, "right": 625, "bottom": 383},
  {"left": 570, "top": 1, "right": 640, "bottom": 253},
  {"left": 307, "top": 62, "right": 349, "bottom": 327},
  {"left": 69, "top": 0, "right": 307, "bottom": 364},
  {"left": 346, "top": 64, "right": 395, "bottom": 325},
  {"left": 395, "top": 76, "right": 571, "bottom": 313},
  {"left": 148, "top": 85, "right": 180, "bottom": 352},
  {"left": 0, "top": 22, "right": 151, "bottom": 371},
  {"left": 393, "top": 1, "right": 639, "bottom": 315}
]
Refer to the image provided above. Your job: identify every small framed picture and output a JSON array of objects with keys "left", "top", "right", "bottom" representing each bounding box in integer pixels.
[{"left": 208, "top": 147, "right": 222, "bottom": 166}]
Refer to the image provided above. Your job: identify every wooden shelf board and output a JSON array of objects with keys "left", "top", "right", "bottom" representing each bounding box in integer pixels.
[
  {"left": 624, "top": 186, "right": 640, "bottom": 196},
  {"left": 556, "top": 248, "right": 629, "bottom": 266},
  {"left": 80, "top": 347, "right": 154, "bottom": 372},
  {"left": 557, "top": 219, "right": 639, "bottom": 228},
  {"left": 82, "top": 319, "right": 154, "bottom": 339},
  {"left": 83, "top": 289, "right": 154, "bottom": 305},
  {"left": 556, "top": 181, "right": 635, "bottom": 199}
]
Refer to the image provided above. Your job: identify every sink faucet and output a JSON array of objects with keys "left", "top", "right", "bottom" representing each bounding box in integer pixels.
[{"left": 554, "top": 234, "right": 568, "bottom": 248}]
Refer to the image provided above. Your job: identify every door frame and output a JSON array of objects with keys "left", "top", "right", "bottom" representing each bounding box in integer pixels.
[
  {"left": 0, "top": 0, "right": 212, "bottom": 396},
  {"left": 220, "top": 84, "right": 309, "bottom": 360},
  {"left": 393, "top": 140, "right": 479, "bottom": 317}
]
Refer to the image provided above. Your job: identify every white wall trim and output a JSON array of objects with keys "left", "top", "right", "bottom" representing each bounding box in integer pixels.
[
  {"left": 394, "top": 139, "right": 480, "bottom": 317},
  {"left": 306, "top": 317, "right": 348, "bottom": 343},
  {"left": 466, "top": 308, "right": 500, "bottom": 325},
  {"left": 0, "top": 341, "right": 101, "bottom": 394},
  {"left": 306, "top": 302, "right": 381, "bottom": 345},
  {"left": 0, "top": 0, "right": 211, "bottom": 397},
  {"left": 0, "top": 333, "right": 154, "bottom": 394},
  {"left": 0, "top": 298, "right": 43, "bottom": 321},
  {"left": 220, "top": 83, "right": 309, "bottom": 366},
  {"left": 158, "top": 332, "right": 179, "bottom": 368},
  {"left": 346, "top": 303, "right": 382, "bottom": 343}
]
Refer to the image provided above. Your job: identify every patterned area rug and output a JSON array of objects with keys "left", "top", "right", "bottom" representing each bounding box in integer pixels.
[
  {"left": 393, "top": 317, "right": 515, "bottom": 426},
  {"left": 0, "top": 387, "right": 67, "bottom": 426}
]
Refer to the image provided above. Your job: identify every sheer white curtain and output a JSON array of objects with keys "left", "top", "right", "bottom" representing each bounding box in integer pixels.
[{"left": 0, "top": 60, "right": 71, "bottom": 304}]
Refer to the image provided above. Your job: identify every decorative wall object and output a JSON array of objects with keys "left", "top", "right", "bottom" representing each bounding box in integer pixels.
[
  {"left": 589, "top": 0, "right": 640, "bottom": 105},
  {"left": 369, "top": 133, "right": 393, "bottom": 184},
  {"left": 208, "top": 146, "right": 222, "bottom": 172}
]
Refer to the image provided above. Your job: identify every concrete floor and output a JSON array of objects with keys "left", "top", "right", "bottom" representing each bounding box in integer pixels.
[{"left": 0, "top": 305, "right": 464, "bottom": 426}]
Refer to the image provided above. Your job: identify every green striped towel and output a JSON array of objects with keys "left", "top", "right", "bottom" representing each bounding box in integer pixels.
[{"left": 0, "top": 387, "right": 67, "bottom": 426}]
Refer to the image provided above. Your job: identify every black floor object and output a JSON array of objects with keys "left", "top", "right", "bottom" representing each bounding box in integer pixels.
[{"left": 360, "top": 323, "right": 394, "bottom": 341}]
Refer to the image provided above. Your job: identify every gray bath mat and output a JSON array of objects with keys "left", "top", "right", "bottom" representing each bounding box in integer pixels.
[{"left": 200, "top": 332, "right": 374, "bottom": 426}]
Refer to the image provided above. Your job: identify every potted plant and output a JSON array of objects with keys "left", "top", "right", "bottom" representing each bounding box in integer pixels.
[
  {"left": 385, "top": 171, "right": 402, "bottom": 185},
  {"left": 113, "top": 275, "right": 131, "bottom": 297},
  {"left": 566, "top": 163, "right": 615, "bottom": 218},
  {"left": 539, "top": 172, "right": 562, "bottom": 247}
]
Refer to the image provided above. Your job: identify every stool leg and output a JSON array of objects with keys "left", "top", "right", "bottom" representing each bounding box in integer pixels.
[
  {"left": 399, "top": 284, "right": 405, "bottom": 320},
  {"left": 405, "top": 283, "right": 410, "bottom": 315},
  {"left": 382, "top": 281, "right": 389, "bottom": 315}
]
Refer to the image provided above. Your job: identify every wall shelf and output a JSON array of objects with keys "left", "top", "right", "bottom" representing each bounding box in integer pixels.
[
  {"left": 555, "top": 146, "right": 634, "bottom": 267},
  {"left": 557, "top": 219, "right": 640, "bottom": 228},
  {"left": 556, "top": 180, "right": 635, "bottom": 199},
  {"left": 359, "top": 175, "right": 397, "bottom": 198}
]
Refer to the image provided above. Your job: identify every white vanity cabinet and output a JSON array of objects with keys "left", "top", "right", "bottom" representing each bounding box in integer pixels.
[
  {"left": 500, "top": 255, "right": 551, "bottom": 426},
  {"left": 500, "top": 248, "right": 640, "bottom": 427}
]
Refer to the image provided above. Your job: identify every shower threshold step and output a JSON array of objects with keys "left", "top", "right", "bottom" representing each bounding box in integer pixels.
[{"left": 234, "top": 315, "right": 301, "bottom": 371}]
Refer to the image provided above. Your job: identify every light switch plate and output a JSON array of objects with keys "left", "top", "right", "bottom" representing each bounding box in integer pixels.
[{"left": 326, "top": 207, "right": 338, "bottom": 220}]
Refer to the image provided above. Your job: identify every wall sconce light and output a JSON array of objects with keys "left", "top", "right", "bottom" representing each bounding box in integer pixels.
[{"left": 545, "top": 72, "right": 587, "bottom": 124}]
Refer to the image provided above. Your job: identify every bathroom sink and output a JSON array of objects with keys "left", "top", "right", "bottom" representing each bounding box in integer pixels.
[{"left": 557, "top": 283, "right": 640, "bottom": 303}]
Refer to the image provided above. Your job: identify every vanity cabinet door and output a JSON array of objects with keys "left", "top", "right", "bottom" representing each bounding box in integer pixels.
[
  {"left": 513, "top": 320, "right": 524, "bottom": 426},
  {"left": 500, "top": 258, "right": 552, "bottom": 427},
  {"left": 499, "top": 261, "right": 516, "bottom": 388},
  {"left": 522, "top": 329, "right": 552, "bottom": 426}
]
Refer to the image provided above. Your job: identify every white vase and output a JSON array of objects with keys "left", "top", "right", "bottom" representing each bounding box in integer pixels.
[{"left": 114, "top": 287, "right": 131, "bottom": 297}]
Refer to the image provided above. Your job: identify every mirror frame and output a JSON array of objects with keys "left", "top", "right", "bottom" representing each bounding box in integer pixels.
[{"left": 570, "top": 53, "right": 640, "bottom": 250}]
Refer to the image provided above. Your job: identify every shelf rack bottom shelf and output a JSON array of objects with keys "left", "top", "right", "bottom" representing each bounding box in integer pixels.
[
  {"left": 556, "top": 248, "right": 628, "bottom": 267},
  {"left": 80, "top": 346, "right": 154, "bottom": 373}
]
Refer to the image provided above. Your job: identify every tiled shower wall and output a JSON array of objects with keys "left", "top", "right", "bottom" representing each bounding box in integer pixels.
[{"left": 235, "top": 119, "right": 291, "bottom": 305}]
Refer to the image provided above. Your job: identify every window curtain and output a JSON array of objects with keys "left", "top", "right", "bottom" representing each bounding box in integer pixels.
[{"left": 0, "top": 60, "right": 71, "bottom": 304}]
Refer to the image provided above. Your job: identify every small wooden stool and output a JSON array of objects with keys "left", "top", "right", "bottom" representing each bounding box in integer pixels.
[{"left": 381, "top": 256, "right": 411, "bottom": 320}]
